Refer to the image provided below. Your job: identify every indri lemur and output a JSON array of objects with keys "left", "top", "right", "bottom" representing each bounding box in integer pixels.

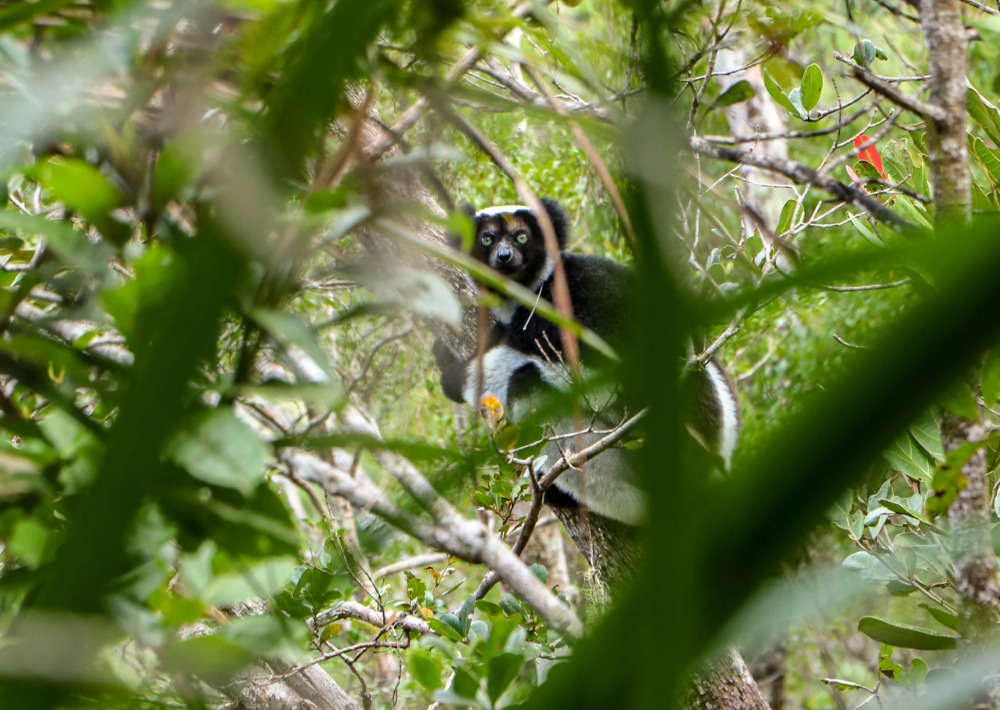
[{"left": 434, "top": 199, "right": 739, "bottom": 524}]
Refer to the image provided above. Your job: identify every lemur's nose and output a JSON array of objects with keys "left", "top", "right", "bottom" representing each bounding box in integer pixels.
[{"left": 496, "top": 244, "right": 513, "bottom": 263}]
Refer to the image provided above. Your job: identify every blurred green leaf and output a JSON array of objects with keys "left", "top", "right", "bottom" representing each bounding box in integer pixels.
[
  {"left": 775, "top": 199, "right": 795, "bottom": 236},
  {"left": 487, "top": 652, "right": 525, "bottom": 704},
  {"left": 261, "top": 0, "right": 398, "bottom": 178},
  {"left": 981, "top": 349, "right": 1000, "bottom": 404},
  {"left": 0, "top": 0, "right": 75, "bottom": 31},
  {"left": 858, "top": 616, "right": 957, "bottom": 650},
  {"left": 34, "top": 158, "right": 128, "bottom": 245},
  {"left": 709, "top": 80, "right": 755, "bottom": 110},
  {"left": 920, "top": 604, "right": 959, "bottom": 631},
  {"left": 165, "top": 409, "right": 270, "bottom": 495},
  {"left": 161, "top": 634, "right": 255, "bottom": 686},
  {"left": 411, "top": 653, "right": 444, "bottom": 692},
  {"left": 203, "top": 556, "right": 297, "bottom": 607}
]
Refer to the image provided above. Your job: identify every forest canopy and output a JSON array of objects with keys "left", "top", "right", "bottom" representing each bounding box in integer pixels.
[{"left": 0, "top": 1, "right": 999, "bottom": 709}]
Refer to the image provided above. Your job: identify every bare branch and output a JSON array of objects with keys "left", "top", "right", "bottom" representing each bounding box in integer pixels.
[
  {"left": 688, "top": 135, "right": 914, "bottom": 231},
  {"left": 311, "top": 600, "right": 432, "bottom": 636},
  {"left": 283, "top": 450, "right": 584, "bottom": 638},
  {"left": 832, "top": 52, "right": 945, "bottom": 123}
]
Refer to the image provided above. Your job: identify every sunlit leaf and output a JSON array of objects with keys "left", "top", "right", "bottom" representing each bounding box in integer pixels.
[
  {"left": 800, "top": 63, "right": 823, "bottom": 111},
  {"left": 762, "top": 69, "right": 797, "bottom": 116}
]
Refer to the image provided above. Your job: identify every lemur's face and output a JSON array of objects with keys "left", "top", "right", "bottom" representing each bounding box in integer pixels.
[{"left": 471, "top": 206, "right": 548, "bottom": 287}]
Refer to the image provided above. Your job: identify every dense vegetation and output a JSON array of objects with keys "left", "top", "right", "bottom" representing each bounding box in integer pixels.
[{"left": 0, "top": 1, "right": 999, "bottom": 708}]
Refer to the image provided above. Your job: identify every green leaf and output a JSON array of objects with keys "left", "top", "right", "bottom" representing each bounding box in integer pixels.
[
  {"left": 775, "top": 199, "right": 796, "bottom": 236},
  {"left": 411, "top": 653, "right": 444, "bottom": 692},
  {"left": 710, "top": 80, "right": 755, "bottom": 110},
  {"left": 8, "top": 517, "right": 50, "bottom": 569},
  {"left": 0, "top": 209, "right": 111, "bottom": 276},
  {"left": 151, "top": 131, "right": 215, "bottom": 210},
  {"left": 847, "top": 214, "right": 884, "bottom": 246},
  {"left": 487, "top": 653, "right": 524, "bottom": 704},
  {"left": 429, "top": 691, "right": 481, "bottom": 708},
  {"left": 909, "top": 409, "right": 944, "bottom": 461},
  {"left": 763, "top": 69, "right": 797, "bottom": 115},
  {"left": 459, "top": 596, "right": 476, "bottom": 636},
  {"left": 842, "top": 551, "right": 895, "bottom": 581},
  {"left": 0, "top": 0, "right": 75, "bottom": 32},
  {"left": 357, "top": 267, "right": 463, "bottom": 328},
  {"left": 940, "top": 379, "right": 979, "bottom": 419},
  {"left": 883, "top": 433, "right": 934, "bottom": 483},
  {"left": 427, "top": 617, "right": 464, "bottom": 643},
  {"left": 800, "top": 63, "right": 823, "bottom": 111},
  {"left": 438, "top": 613, "right": 465, "bottom": 639},
  {"left": 499, "top": 593, "right": 522, "bottom": 616},
  {"left": 203, "top": 556, "right": 297, "bottom": 607},
  {"left": 821, "top": 677, "right": 870, "bottom": 691},
  {"left": 919, "top": 604, "right": 958, "bottom": 631},
  {"left": 452, "top": 667, "right": 480, "bottom": 699},
  {"left": 852, "top": 39, "right": 881, "bottom": 67},
  {"left": 879, "top": 645, "right": 903, "bottom": 679},
  {"left": 877, "top": 499, "right": 934, "bottom": 527},
  {"left": 971, "top": 136, "right": 1000, "bottom": 185},
  {"left": 261, "top": 0, "right": 398, "bottom": 178},
  {"left": 858, "top": 616, "right": 957, "bottom": 650},
  {"left": 528, "top": 563, "right": 548, "bottom": 583},
  {"left": 981, "top": 349, "right": 1000, "bottom": 404},
  {"left": 251, "top": 309, "right": 337, "bottom": 385},
  {"left": 968, "top": 86, "right": 1000, "bottom": 147},
  {"left": 165, "top": 408, "right": 270, "bottom": 495},
  {"left": 162, "top": 635, "right": 254, "bottom": 686},
  {"left": 787, "top": 87, "right": 806, "bottom": 119},
  {"left": 34, "top": 157, "right": 128, "bottom": 245}
]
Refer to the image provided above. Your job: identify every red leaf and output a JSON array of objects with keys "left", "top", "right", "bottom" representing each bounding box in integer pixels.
[{"left": 854, "top": 134, "right": 887, "bottom": 180}]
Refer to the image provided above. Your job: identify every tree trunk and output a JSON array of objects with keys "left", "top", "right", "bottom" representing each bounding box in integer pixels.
[
  {"left": 920, "top": 2, "right": 999, "bottom": 706},
  {"left": 554, "top": 507, "right": 769, "bottom": 709},
  {"left": 920, "top": 0, "right": 970, "bottom": 223}
]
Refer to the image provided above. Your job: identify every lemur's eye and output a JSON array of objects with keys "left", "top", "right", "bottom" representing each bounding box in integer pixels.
[
  {"left": 514, "top": 231, "right": 529, "bottom": 244},
  {"left": 480, "top": 234, "right": 495, "bottom": 246}
]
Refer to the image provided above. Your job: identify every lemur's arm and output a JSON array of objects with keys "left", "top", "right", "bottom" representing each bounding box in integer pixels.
[
  {"left": 433, "top": 320, "right": 511, "bottom": 405},
  {"left": 433, "top": 338, "right": 469, "bottom": 404}
]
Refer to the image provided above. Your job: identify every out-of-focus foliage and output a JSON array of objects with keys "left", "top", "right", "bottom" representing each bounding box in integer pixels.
[{"left": 0, "top": 1, "right": 997, "bottom": 709}]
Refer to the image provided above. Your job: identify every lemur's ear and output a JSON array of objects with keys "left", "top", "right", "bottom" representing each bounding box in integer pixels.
[
  {"left": 540, "top": 198, "right": 569, "bottom": 249},
  {"left": 447, "top": 203, "right": 477, "bottom": 250}
]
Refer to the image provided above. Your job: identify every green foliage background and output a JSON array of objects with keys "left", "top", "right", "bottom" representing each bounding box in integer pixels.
[{"left": 0, "top": 1, "right": 998, "bottom": 709}]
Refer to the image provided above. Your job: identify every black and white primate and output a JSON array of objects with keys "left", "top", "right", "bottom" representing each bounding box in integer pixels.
[{"left": 434, "top": 199, "right": 739, "bottom": 525}]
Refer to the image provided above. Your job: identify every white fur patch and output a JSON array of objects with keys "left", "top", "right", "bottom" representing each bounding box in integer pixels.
[
  {"left": 705, "top": 361, "right": 740, "bottom": 467},
  {"left": 528, "top": 255, "right": 555, "bottom": 292},
  {"left": 544, "top": 433, "right": 645, "bottom": 525},
  {"left": 462, "top": 346, "right": 532, "bottom": 410},
  {"left": 492, "top": 301, "right": 518, "bottom": 326},
  {"left": 476, "top": 205, "right": 530, "bottom": 217}
]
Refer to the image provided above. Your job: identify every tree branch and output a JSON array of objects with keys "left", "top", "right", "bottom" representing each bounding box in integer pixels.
[{"left": 688, "top": 136, "right": 915, "bottom": 231}]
